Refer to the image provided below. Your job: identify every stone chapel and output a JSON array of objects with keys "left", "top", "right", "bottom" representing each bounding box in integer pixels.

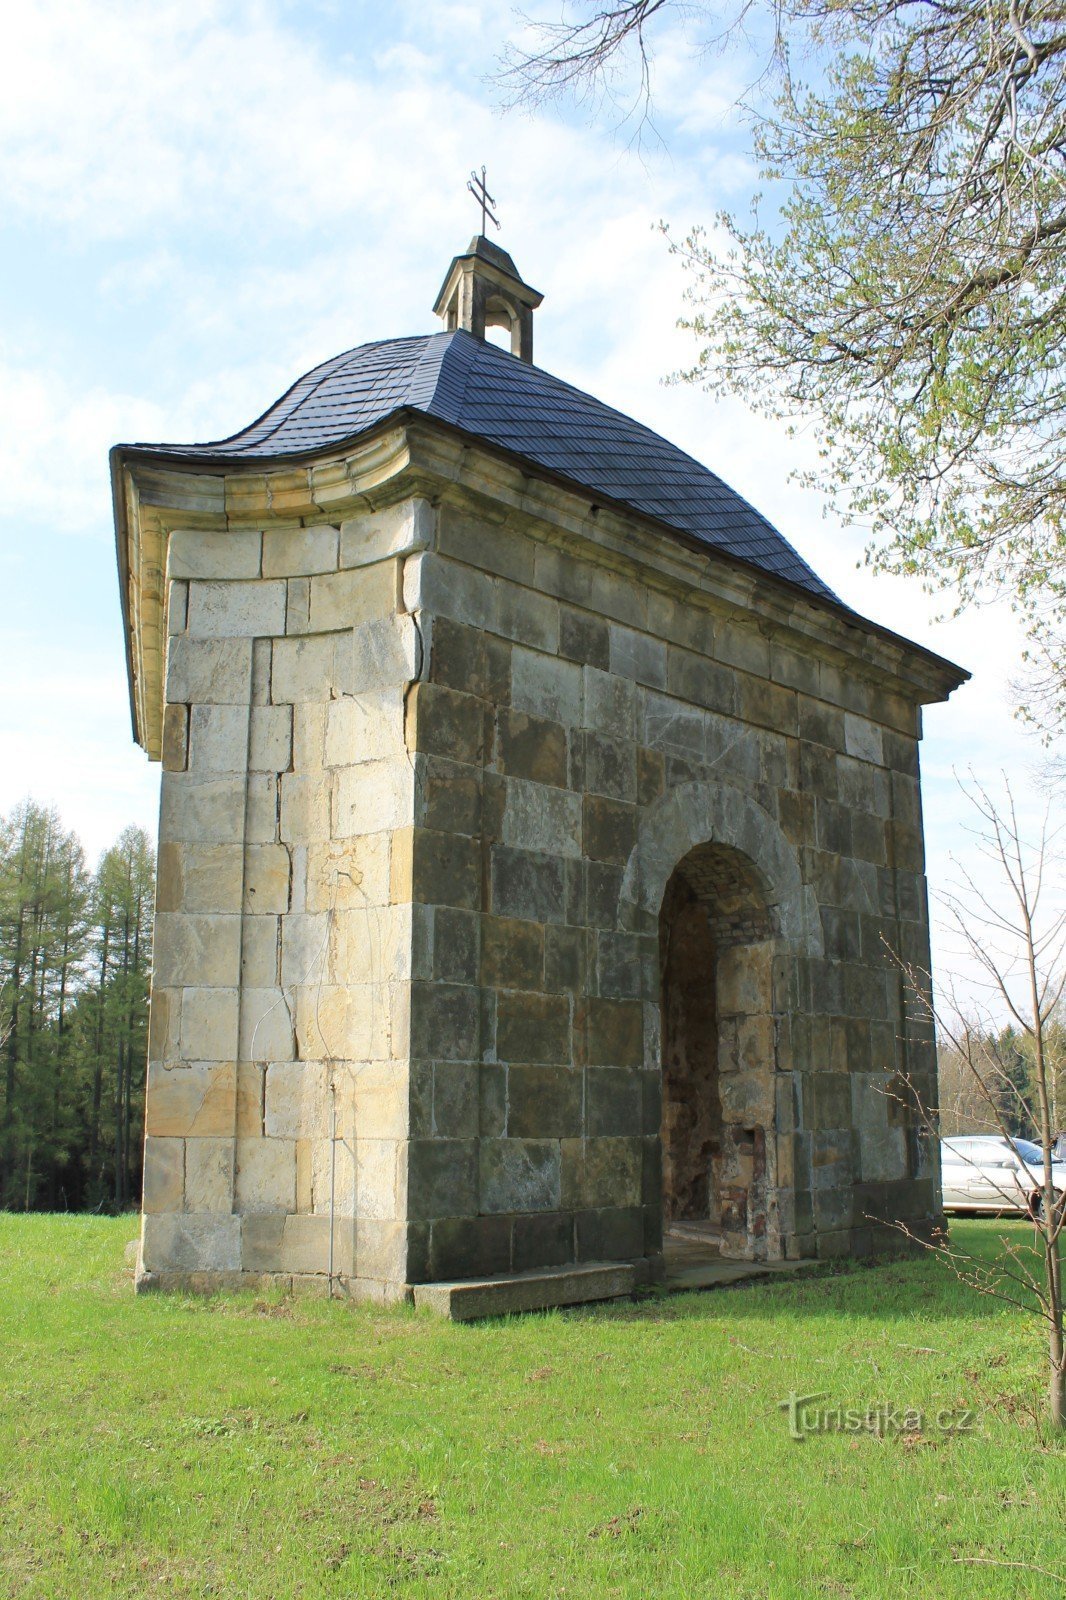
[{"left": 112, "top": 235, "right": 967, "bottom": 1313}]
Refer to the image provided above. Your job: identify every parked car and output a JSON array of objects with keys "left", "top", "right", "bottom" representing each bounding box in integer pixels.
[{"left": 940, "top": 1136, "right": 1066, "bottom": 1218}]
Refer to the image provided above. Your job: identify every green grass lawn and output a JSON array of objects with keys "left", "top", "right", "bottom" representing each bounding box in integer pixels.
[{"left": 2, "top": 1217, "right": 1065, "bottom": 1598}]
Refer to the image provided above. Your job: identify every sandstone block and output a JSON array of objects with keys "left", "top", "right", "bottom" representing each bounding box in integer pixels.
[
  {"left": 154, "top": 914, "right": 241, "bottom": 988},
  {"left": 309, "top": 561, "right": 397, "bottom": 632},
  {"left": 559, "top": 608, "right": 609, "bottom": 672},
  {"left": 162, "top": 703, "right": 189, "bottom": 772},
  {"left": 511, "top": 646, "right": 582, "bottom": 726},
  {"left": 496, "top": 991, "right": 570, "bottom": 1064},
  {"left": 490, "top": 846, "right": 567, "bottom": 924},
  {"left": 340, "top": 499, "right": 434, "bottom": 568},
  {"left": 241, "top": 1213, "right": 335, "bottom": 1275},
  {"left": 586, "top": 998, "right": 644, "bottom": 1067},
  {"left": 643, "top": 692, "right": 705, "bottom": 758},
  {"left": 575, "top": 1205, "right": 644, "bottom": 1261},
  {"left": 410, "top": 981, "right": 480, "bottom": 1061},
  {"left": 242, "top": 844, "right": 291, "bottom": 914},
  {"left": 429, "top": 614, "right": 511, "bottom": 703},
  {"left": 187, "top": 579, "right": 287, "bottom": 639},
  {"left": 305, "top": 834, "right": 392, "bottom": 911},
  {"left": 262, "top": 524, "right": 339, "bottom": 577},
  {"left": 168, "top": 529, "right": 261, "bottom": 581},
  {"left": 166, "top": 637, "right": 252, "bottom": 705},
  {"left": 142, "top": 1136, "right": 184, "bottom": 1213},
  {"left": 239, "top": 987, "right": 296, "bottom": 1062},
  {"left": 241, "top": 915, "right": 280, "bottom": 988},
  {"left": 333, "top": 617, "right": 419, "bottom": 698},
  {"left": 844, "top": 712, "right": 885, "bottom": 766},
  {"left": 408, "top": 1138, "right": 478, "bottom": 1221},
  {"left": 496, "top": 708, "right": 567, "bottom": 788},
  {"left": 586, "top": 1066, "right": 642, "bottom": 1137},
  {"left": 323, "top": 688, "right": 404, "bottom": 768},
  {"left": 235, "top": 1136, "right": 297, "bottom": 1213},
  {"left": 480, "top": 915, "right": 544, "bottom": 990},
  {"left": 168, "top": 578, "right": 189, "bottom": 635},
  {"left": 145, "top": 1061, "right": 236, "bottom": 1137},
  {"left": 404, "top": 828, "right": 481, "bottom": 910},
  {"left": 147, "top": 987, "right": 178, "bottom": 1063},
  {"left": 409, "top": 681, "right": 487, "bottom": 766},
  {"left": 717, "top": 942, "right": 774, "bottom": 1016},
  {"left": 271, "top": 634, "right": 336, "bottom": 703},
  {"left": 581, "top": 1137, "right": 643, "bottom": 1208},
  {"left": 609, "top": 625, "right": 667, "bottom": 689},
  {"left": 159, "top": 775, "right": 246, "bottom": 846},
  {"left": 293, "top": 982, "right": 393, "bottom": 1063},
  {"left": 280, "top": 771, "right": 332, "bottom": 845},
  {"left": 479, "top": 1138, "right": 561, "bottom": 1214},
  {"left": 353, "top": 1219, "right": 408, "bottom": 1283},
  {"left": 403, "top": 549, "right": 498, "bottom": 632},
  {"left": 501, "top": 777, "right": 582, "bottom": 861},
  {"left": 439, "top": 506, "right": 534, "bottom": 586},
  {"left": 141, "top": 1212, "right": 241, "bottom": 1274},
  {"left": 264, "top": 1061, "right": 331, "bottom": 1140},
  {"left": 334, "top": 759, "right": 413, "bottom": 837},
  {"left": 496, "top": 580, "right": 559, "bottom": 653},
  {"left": 179, "top": 986, "right": 240, "bottom": 1062},
  {"left": 349, "top": 1139, "right": 403, "bottom": 1221},
  {"left": 188, "top": 705, "right": 250, "bottom": 773},
  {"left": 249, "top": 705, "right": 293, "bottom": 772},
  {"left": 508, "top": 1065, "right": 581, "bottom": 1138},
  {"left": 245, "top": 774, "right": 280, "bottom": 843},
  {"left": 351, "top": 1060, "right": 410, "bottom": 1140},
  {"left": 184, "top": 1137, "right": 234, "bottom": 1212},
  {"left": 583, "top": 794, "right": 637, "bottom": 866}
]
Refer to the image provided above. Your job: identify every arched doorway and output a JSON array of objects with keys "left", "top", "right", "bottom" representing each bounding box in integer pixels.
[{"left": 659, "top": 842, "right": 779, "bottom": 1261}]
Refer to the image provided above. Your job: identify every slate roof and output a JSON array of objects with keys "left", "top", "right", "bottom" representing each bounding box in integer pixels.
[{"left": 117, "top": 329, "right": 839, "bottom": 604}]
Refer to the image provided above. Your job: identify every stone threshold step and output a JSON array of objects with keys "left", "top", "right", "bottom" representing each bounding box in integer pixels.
[{"left": 413, "top": 1260, "right": 638, "bottom": 1320}]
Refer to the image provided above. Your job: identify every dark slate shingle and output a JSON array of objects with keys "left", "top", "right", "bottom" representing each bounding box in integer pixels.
[{"left": 117, "top": 330, "right": 839, "bottom": 604}]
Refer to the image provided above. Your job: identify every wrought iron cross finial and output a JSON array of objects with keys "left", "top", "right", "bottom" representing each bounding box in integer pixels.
[{"left": 467, "top": 166, "right": 501, "bottom": 235}]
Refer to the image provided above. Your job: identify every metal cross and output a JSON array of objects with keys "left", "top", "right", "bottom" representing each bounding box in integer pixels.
[{"left": 467, "top": 166, "right": 501, "bottom": 235}]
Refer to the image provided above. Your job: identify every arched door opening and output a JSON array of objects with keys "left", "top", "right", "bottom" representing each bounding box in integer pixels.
[{"left": 659, "top": 842, "right": 779, "bottom": 1261}]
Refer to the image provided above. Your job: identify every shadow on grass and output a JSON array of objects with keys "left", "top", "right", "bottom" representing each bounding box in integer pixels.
[{"left": 513, "top": 1219, "right": 1044, "bottom": 1329}]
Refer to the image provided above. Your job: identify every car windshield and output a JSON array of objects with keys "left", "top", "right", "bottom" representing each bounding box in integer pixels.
[{"left": 1010, "top": 1139, "right": 1047, "bottom": 1165}]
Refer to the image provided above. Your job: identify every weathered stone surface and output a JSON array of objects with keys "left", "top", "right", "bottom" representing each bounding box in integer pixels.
[
  {"left": 145, "top": 1061, "right": 237, "bottom": 1136},
  {"left": 179, "top": 986, "right": 240, "bottom": 1062},
  {"left": 142, "top": 1136, "right": 184, "bottom": 1213},
  {"left": 235, "top": 1137, "right": 297, "bottom": 1213},
  {"left": 340, "top": 500, "right": 434, "bottom": 569},
  {"left": 249, "top": 705, "right": 293, "bottom": 772},
  {"left": 187, "top": 580, "right": 287, "bottom": 640},
  {"left": 262, "top": 525, "right": 339, "bottom": 577},
  {"left": 162, "top": 703, "right": 189, "bottom": 772},
  {"left": 184, "top": 1137, "right": 233, "bottom": 1211},
  {"left": 166, "top": 637, "right": 253, "bottom": 706},
  {"left": 414, "top": 1260, "right": 635, "bottom": 1320},
  {"left": 479, "top": 1138, "right": 561, "bottom": 1213},
  {"left": 141, "top": 1213, "right": 241, "bottom": 1274},
  {"left": 154, "top": 914, "right": 241, "bottom": 988},
  {"left": 168, "top": 529, "right": 261, "bottom": 582},
  {"left": 309, "top": 562, "right": 397, "bottom": 633},
  {"left": 496, "top": 992, "right": 570, "bottom": 1064}
]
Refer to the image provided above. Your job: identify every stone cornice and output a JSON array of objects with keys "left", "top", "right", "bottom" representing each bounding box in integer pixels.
[{"left": 113, "top": 412, "right": 968, "bottom": 758}]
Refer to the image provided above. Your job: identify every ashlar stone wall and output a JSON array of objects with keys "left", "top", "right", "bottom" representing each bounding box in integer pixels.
[
  {"left": 139, "top": 465, "right": 945, "bottom": 1297},
  {"left": 399, "top": 497, "right": 940, "bottom": 1281},
  {"left": 141, "top": 504, "right": 430, "bottom": 1298}
]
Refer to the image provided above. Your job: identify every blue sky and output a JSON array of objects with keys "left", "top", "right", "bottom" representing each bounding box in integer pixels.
[{"left": 1, "top": 0, "right": 1058, "bottom": 1008}]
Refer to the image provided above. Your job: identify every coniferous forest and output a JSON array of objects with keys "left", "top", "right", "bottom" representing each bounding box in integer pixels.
[{"left": 0, "top": 800, "right": 154, "bottom": 1212}]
